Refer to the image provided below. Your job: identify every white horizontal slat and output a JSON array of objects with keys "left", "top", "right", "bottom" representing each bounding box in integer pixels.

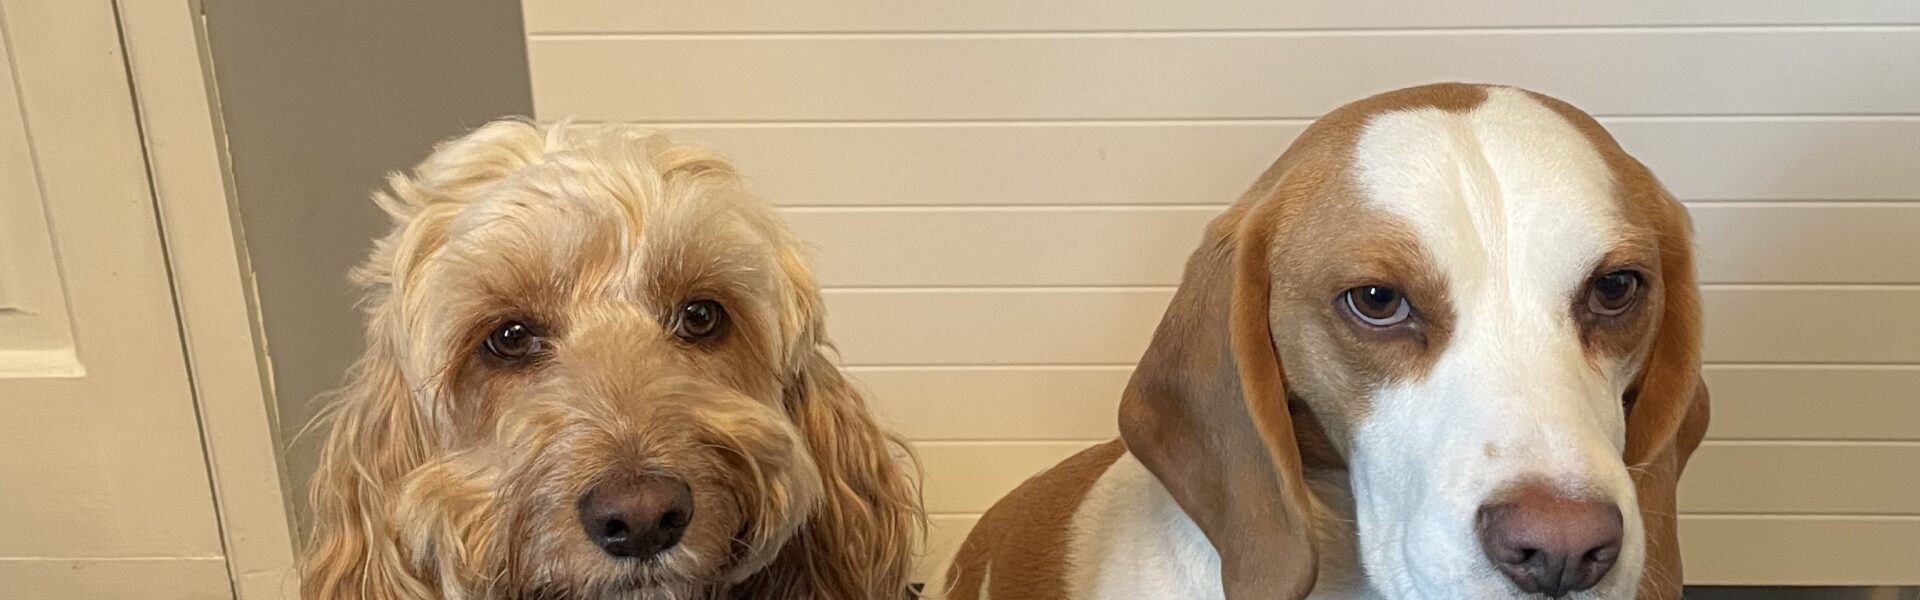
[
  {"left": 857, "top": 366, "right": 1129, "bottom": 441},
  {"left": 823, "top": 288, "right": 1920, "bottom": 366},
  {"left": 787, "top": 204, "right": 1920, "bottom": 286},
  {"left": 916, "top": 442, "right": 1093, "bottom": 514},
  {"left": 0, "top": 557, "right": 232, "bottom": 599},
  {"left": 1683, "top": 443, "right": 1920, "bottom": 515},
  {"left": 530, "top": 31, "right": 1920, "bottom": 121},
  {"left": 1707, "top": 366, "right": 1920, "bottom": 441},
  {"left": 1681, "top": 516, "right": 1920, "bottom": 585},
  {"left": 784, "top": 207, "right": 1210, "bottom": 287},
  {"left": 1703, "top": 288, "right": 1920, "bottom": 364},
  {"left": 1691, "top": 204, "right": 1920, "bottom": 284},
  {"left": 858, "top": 366, "right": 1920, "bottom": 442},
  {"left": 915, "top": 515, "right": 1920, "bottom": 585},
  {"left": 1618, "top": 120, "right": 1920, "bottom": 203},
  {"left": 913, "top": 441, "right": 1920, "bottom": 516},
  {"left": 525, "top": 1, "right": 1920, "bottom": 34},
  {"left": 679, "top": 124, "right": 1281, "bottom": 205},
  {"left": 824, "top": 288, "right": 1166, "bottom": 366},
  {"left": 637, "top": 120, "right": 1920, "bottom": 205}
]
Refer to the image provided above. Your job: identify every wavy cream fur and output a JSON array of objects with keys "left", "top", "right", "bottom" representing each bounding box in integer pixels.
[{"left": 302, "top": 120, "right": 921, "bottom": 599}]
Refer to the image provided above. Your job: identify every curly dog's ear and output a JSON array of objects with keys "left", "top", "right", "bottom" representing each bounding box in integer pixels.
[
  {"left": 302, "top": 120, "right": 555, "bottom": 599},
  {"left": 737, "top": 350, "right": 920, "bottom": 599},
  {"left": 302, "top": 345, "right": 438, "bottom": 599},
  {"left": 727, "top": 233, "right": 924, "bottom": 600}
]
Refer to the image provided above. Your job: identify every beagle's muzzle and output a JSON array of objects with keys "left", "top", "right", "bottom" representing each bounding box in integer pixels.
[{"left": 933, "top": 83, "right": 1711, "bottom": 600}]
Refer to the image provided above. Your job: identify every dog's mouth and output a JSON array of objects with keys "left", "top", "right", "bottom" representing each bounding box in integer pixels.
[
  {"left": 521, "top": 566, "right": 682, "bottom": 600},
  {"left": 519, "top": 584, "right": 580, "bottom": 600}
]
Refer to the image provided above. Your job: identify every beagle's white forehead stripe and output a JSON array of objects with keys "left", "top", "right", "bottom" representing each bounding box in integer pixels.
[
  {"left": 1352, "top": 86, "right": 1622, "bottom": 299},
  {"left": 1341, "top": 87, "right": 1647, "bottom": 598}
]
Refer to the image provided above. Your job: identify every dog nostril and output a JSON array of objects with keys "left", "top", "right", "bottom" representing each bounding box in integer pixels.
[
  {"left": 576, "top": 474, "right": 695, "bottom": 560},
  {"left": 602, "top": 518, "right": 631, "bottom": 540},
  {"left": 1588, "top": 545, "right": 1618, "bottom": 563},
  {"left": 659, "top": 508, "right": 688, "bottom": 531}
]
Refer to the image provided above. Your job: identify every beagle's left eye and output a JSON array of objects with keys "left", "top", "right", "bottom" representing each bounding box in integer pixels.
[
  {"left": 1343, "top": 286, "right": 1412, "bottom": 327},
  {"left": 1587, "top": 271, "right": 1642, "bottom": 316}
]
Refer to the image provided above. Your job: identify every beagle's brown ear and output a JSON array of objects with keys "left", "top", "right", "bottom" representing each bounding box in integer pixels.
[
  {"left": 1625, "top": 188, "right": 1712, "bottom": 600},
  {"left": 1118, "top": 201, "right": 1318, "bottom": 600}
]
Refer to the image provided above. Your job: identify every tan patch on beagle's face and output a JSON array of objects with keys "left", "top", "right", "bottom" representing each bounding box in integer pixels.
[
  {"left": 1262, "top": 85, "right": 1662, "bottom": 599},
  {"left": 1233, "top": 84, "right": 1492, "bottom": 456}
]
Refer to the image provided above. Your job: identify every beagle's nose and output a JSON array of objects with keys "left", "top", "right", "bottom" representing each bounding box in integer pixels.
[
  {"left": 576, "top": 474, "right": 694, "bottom": 560},
  {"left": 1475, "top": 483, "right": 1623, "bottom": 598}
]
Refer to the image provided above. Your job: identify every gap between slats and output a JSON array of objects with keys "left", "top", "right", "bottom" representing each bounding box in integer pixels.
[
  {"left": 529, "top": 24, "right": 1920, "bottom": 40},
  {"left": 818, "top": 283, "right": 1920, "bottom": 292},
  {"left": 844, "top": 362, "right": 1920, "bottom": 369},
  {"left": 775, "top": 200, "right": 1920, "bottom": 211},
  {"left": 920, "top": 512, "right": 1920, "bottom": 520},
  {"left": 908, "top": 440, "right": 1920, "bottom": 448},
  {"left": 547, "top": 115, "right": 1920, "bottom": 127}
]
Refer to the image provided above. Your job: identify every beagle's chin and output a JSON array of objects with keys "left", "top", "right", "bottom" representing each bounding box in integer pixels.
[{"left": 1347, "top": 465, "right": 1649, "bottom": 600}]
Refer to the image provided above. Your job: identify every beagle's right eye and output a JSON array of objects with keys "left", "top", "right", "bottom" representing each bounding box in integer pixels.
[
  {"left": 1586, "top": 270, "right": 1642, "bottom": 317},
  {"left": 1343, "top": 286, "right": 1412, "bottom": 327}
]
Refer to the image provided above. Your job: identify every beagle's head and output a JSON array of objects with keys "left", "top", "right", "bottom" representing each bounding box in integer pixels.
[{"left": 1119, "top": 84, "right": 1710, "bottom": 600}]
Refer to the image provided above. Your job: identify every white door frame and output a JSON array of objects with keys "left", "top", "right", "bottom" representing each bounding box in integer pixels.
[{"left": 116, "top": 0, "right": 300, "bottom": 597}]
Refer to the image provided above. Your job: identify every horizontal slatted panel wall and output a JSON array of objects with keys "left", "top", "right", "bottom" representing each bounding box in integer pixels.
[
  {"left": 526, "top": 2, "right": 1920, "bottom": 32},
  {"left": 524, "top": 4, "right": 1920, "bottom": 585}
]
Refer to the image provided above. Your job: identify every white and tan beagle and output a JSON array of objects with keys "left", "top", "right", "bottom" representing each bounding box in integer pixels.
[{"left": 932, "top": 83, "right": 1711, "bottom": 600}]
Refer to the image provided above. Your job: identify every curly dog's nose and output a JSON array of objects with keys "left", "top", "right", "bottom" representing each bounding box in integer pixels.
[
  {"left": 577, "top": 474, "right": 694, "bottom": 560},
  {"left": 1476, "top": 483, "right": 1623, "bottom": 598}
]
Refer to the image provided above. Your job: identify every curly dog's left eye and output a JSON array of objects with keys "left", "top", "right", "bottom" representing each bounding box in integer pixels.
[
  {"left": 484, "top": 321, "right": 545, "bottom": 361},
  {"left": 674, "top": 299, "right": 728, "bottom": 341}
]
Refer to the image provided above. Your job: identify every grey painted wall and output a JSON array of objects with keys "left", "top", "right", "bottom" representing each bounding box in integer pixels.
[{"left": 200, "top": 0, "right": 534, "bottom": 538}]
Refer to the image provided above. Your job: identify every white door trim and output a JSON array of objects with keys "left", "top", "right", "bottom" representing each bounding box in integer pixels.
[{"left": 116, "top": 0, "right": 300, "bottom": 597}]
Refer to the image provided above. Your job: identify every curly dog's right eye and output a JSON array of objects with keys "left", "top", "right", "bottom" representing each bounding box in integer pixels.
[
  {"left": 484, "top": 321, "right": 545, "bottom": 361},
  {"left": 674, "top": 299, "right": 728, "bottom": 341}
]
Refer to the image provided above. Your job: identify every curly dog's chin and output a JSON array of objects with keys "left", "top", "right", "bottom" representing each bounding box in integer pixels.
[
  {"left": 529, "top": 564, "right": 704, "bottom": 600},
  {"left": 526, "top": 536, "right": 801, "bottom": 600}
]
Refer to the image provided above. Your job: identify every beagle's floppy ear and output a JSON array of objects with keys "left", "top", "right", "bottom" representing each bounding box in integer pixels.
[
  {"left": 1624, "top": 185, "right": 1712, "bottom": 600},
  {"left": 1118, "top": 199, "right": 1319, "bottom": 600}
]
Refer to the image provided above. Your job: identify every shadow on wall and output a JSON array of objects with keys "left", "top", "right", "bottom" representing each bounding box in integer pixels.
[{"left": 199, "top": 0, "right": 534, "bottom": 540}]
